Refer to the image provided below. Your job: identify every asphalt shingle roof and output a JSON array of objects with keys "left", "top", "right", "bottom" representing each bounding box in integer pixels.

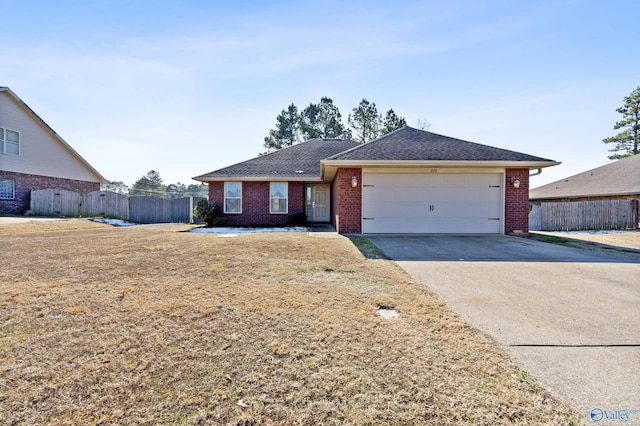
[
  {"left": 530, "top": 154, "right": 640, "bottom": 200},
  {"left": 194, "top": 138, "right": 360, "bottom": 180},
  {"left": 327, "top": 126, "right": 554, "bottom": 162}
]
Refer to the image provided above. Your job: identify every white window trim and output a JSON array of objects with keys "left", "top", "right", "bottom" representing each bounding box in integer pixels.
[
  {"left": 0, "top": 127, "right": 20, "bottom": 155},
  {"left": 269, "top": 182, "right": 288, "bottom": 214},
  {"left": 224, "top": 182, "right": 242, "bottom": 214},
  {"left": 0, "top": 180, "right": 15, "bottom": 200}
]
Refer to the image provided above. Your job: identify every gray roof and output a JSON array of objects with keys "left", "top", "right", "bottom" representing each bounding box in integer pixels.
[
  {"left": 530, "top": 154, "right": 640, "bottom": 200},
  {"left": 194, "top": 138, "right": 360, "bottom": 181},
  {"left": 327, "top": 126, "right": 555, "bottom": 162}
]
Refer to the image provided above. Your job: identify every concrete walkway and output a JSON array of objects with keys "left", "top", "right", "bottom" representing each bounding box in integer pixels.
[{"left": 367, "top": 235, "right": 640, "bottom": 422}]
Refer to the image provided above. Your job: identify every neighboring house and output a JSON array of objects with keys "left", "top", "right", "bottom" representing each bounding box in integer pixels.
[
  {"left": 194, "top": 126, "right": 558, "bottom": 234},
  {"left": 0, "top": 87, "right": 106, "bottom": 215},
  {"left": 529, "top": 155, "right": 640, "bottom": 231},
  {"left": 530, "top": 154, "right": 640, "bottom": 202}
]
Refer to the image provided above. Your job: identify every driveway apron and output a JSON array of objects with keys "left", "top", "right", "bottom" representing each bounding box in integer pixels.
[{"left": 367, "top": 235, "right": 640, "bottom": 420}]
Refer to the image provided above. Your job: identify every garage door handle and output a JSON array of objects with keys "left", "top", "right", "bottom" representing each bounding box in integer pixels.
[
  {"left": 488, "top": 218, "right": 500, "bottom": 220},
  {"left": 363, "top": 217, "right": 374, "bottom": 220}
]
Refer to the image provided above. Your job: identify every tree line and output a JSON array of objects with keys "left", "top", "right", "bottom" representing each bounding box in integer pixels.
[
  {"left": 263, "top": 97, "right": 411, "bottom": 152},
  {"left": 102, "top": 170, "right": 208, "bottom": 199}
]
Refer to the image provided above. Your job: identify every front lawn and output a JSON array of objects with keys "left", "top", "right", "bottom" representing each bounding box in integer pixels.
[{"left": 0, "top": 220, "right": 578, "bottom": 424}]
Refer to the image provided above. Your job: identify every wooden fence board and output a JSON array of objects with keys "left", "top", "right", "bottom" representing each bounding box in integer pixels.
[
  {"left": 30, "top": 190, "right": 199, "bottom": 224},
  {"left": 82, "top": 191, "right": 129, "bottom": 219},
  {"left": 529, "top": 199, "right": 638, "bottom": 231}
]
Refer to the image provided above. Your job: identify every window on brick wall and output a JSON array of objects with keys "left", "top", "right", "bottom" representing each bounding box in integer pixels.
[
  {"left": 0, "top": 128, "right": 20, "bottom": 155},
  {"left": 270, "top": 182, "right": 288, "bottom": 214},
  {"left": 224, "top": 182, "right": 242, "bottom": 213},
  {"left": 0, "top": 180, "right": 15, "bottom": 199}
]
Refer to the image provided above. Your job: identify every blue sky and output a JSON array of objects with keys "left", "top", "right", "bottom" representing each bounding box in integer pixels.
[{"left": 2, "top": 0, "right": 638, "bottom": 188}]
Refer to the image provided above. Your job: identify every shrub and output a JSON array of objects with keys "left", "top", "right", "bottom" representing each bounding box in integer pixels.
[
  {"left": 212, "top": 217, "right": 230, "bottom": 227},
  {"left": 194, "top": 199, "right": 220, "bottom": 227},
  {"left": 286, "top": 212, "right": 307, "bottom": 226}
]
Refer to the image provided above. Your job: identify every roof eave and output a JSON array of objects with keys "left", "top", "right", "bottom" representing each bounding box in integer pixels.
[
  {"left": 322, "top": 159, "right": 561, "bottom": 168},
  {"left": 530, "top": 189, "right": 640, "bottom": 201},
  {"left": 192, "top": 175, "right": 323, "bottom": 183},
  {"left": 321, "top": 159, "right": 560, "bottom": 181}
]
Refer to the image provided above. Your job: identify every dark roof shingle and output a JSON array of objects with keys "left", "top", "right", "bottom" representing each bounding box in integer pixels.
[
  {"left": 530, "top": 154, "right": 640, "bottom": 200},
  {"left": 194, "top": 138, "right": 360, "bottom": 180},
  {"left": 327, "top": 126, "right": 554, "bottom": 162}
]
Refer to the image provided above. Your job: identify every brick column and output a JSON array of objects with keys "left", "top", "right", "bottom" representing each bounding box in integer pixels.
[
  {"left": 505, "top": 168, "right": 530, "bottom": 234},
  {"left": 332, "top": 168, "right": 362, "bottom": 234}
]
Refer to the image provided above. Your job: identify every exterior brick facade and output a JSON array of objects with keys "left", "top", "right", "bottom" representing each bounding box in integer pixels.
[
  {"left": 504, "top": 168, "right": 530, "bottom": 234},
  {"left": 0, "top": 170, "right": 100, "bottom": 215},
  {"left": 205, "top": 168, "right": 532, "bottom": 235},
  {"left": 208, "top": 181, "right": 304, "bottom": 226},
  {"left": 331, "top": 168, "right": 362, "bottom": 234}
]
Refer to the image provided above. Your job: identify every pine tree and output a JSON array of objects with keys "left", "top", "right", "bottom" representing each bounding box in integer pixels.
[
  {"left": 263, "top": 104, "right": 300, "bottom": 152},
  {"left": 381, "top": 109, "right": 407, "bottom": 135},
  {"left": 603, "top": 86, "right": 640, "bottom": 159},
  {"left": 348, "top": 98, "right": 381, "bottom": 143},
  {"left": 300, "top": 97, "right": 349, "bottom": 140}
]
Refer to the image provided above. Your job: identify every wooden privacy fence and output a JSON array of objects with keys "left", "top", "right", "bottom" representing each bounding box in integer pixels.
[
  {"left": 129, "top": 196, "right": 204, "bottom": 224},
  {"left": 529, "top": 199, "right": 639, "bottom": 231},
  {"left": 30, "top": 189, "right": 204, "bottom": 224}
]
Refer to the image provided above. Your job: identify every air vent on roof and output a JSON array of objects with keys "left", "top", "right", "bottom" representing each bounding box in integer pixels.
[{"left": 295, "top": 170, "right": 304, "bottom": 174}]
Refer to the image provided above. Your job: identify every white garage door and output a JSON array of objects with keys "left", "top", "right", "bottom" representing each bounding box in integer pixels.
[{"left": 362, "top": 172, "right": 502, "bottom": 233}]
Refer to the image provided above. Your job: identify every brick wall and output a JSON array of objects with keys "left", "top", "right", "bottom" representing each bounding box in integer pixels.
[
  {"left": 505, "top": 168, "right": 530, "bottom": 234},
  {"left": 0, "top": 170, "right": 100, "bottom": 215},
  {"left": 331, "top": 168, "right": 361, "bottom": 234},
  {"left": 208, "top": 181, "right": 304, "bottom": 226}
]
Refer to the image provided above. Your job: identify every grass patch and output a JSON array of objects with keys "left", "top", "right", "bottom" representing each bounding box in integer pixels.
[
  {"left": 349, "top": 236, "right": 388, "bottom": 259},
  {"left": 527, "top": 233, "right": 575, "bottom": 247},
  {"left": 529, "top": 232, "right": 640, "bottom": 261},
  {"left": 0, "top": 220, "right": 579, "bottom": 424}
]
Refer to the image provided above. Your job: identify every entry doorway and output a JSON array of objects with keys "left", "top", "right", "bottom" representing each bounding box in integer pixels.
[{"left": 306, "top": 184, "right": 330, "bottom": 222}]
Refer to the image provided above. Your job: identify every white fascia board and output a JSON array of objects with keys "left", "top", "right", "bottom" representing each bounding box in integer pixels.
[
  {"left": 321, "top": 160, "right": 560, "bottom": 180},
  {"left": 322, "top": 159, "right": 560, "bottom": 168},
  {"left": 530, "top": 189, "right": 640, "bottom": 201},
  {"left": 192, "top": 176, "right": 323, "bottom": 183}
]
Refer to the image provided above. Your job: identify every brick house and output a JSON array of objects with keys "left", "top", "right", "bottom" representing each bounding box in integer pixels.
[
  {"left": 530, "top": 154, "right": 640, "bottom": 203},
  {"left": 529, "top": 155, "right": 640, "bottom": 230},
  {"left": 194, "top": 126, "right": 558, "bottom": 234},
  {"left": 0, "top": 87, "right": 106, "bottom": 215}
]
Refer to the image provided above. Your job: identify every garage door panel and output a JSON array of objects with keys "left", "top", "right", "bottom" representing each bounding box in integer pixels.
[
  {"left": 431, "top": 203, "right": 500, "bottom": 219},
  {"left": 362, "top": 172, "right": 502, "bottom": 234},
  {"left": 362, "top": 217, "right": 500, "bottom": 234}
]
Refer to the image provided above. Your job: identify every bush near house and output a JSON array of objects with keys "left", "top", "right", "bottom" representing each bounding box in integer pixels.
[
  {"left": 286, "top": 212, "right": 307, "bottom": 226},
  {"left": 194, "top": 199, "right": 221, "bottom": 227}
]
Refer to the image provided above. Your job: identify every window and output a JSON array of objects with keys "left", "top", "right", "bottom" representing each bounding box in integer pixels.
[
  {"left": 224, "top": 182, "right": 242, "bottom": 213},
  {"left": 0, "top": 180, "right": 14, "bottom": 199},
  {"left": 270, "top": 182, "right": 288, "bottom": 214},
  {"left": 0, "top": 128, "right": 19, "bottom": 155}
]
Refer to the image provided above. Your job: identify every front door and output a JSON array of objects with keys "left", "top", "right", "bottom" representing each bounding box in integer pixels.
[{"left": 306, "top": 185, "right": 330, "bottom": 222}]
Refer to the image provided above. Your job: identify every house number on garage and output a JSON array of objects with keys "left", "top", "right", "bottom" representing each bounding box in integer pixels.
[{"left": 430, "top": 169, "right": 438, "bottom": 173}]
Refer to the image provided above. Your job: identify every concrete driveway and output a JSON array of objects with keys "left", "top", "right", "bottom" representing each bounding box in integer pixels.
[{"left": 367, "top": 235, "right": 640, "bottom": 421}]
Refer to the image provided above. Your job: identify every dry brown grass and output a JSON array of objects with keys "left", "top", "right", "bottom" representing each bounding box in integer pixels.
[
  {"left": 531, "top": 230, "right": 640, "bottom": 261},
  {"left": 0, "top": 220, "right": 579, "bottom": 425}
]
